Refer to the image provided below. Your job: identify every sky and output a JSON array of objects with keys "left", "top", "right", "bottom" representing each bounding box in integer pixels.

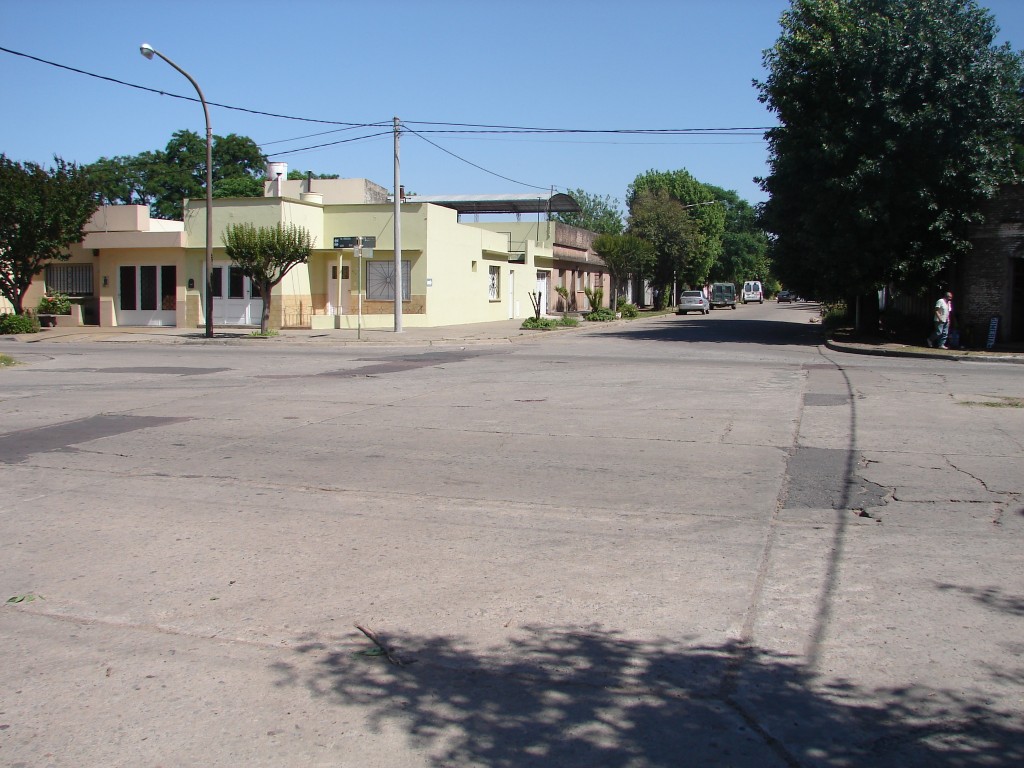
[{"left": 3, "top": 0, "right": 1024, "bottom": 213}]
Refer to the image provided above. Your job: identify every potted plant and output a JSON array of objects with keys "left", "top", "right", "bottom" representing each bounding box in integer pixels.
[{"left": 37, "top": 292, "right": 72, "bottom": 327}]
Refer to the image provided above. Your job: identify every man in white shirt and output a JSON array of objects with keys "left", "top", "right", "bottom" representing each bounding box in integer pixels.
[{"left": 927, "top": 290, "right": 953, "bottom": 349}]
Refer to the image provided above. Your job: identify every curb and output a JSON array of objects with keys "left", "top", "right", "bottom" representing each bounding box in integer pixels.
[{"left": 824, "top": 338, "right": 1024, "bottom": 364}]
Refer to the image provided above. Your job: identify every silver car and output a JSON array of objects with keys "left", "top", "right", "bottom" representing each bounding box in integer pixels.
[{"left": 676, "top": 291, "right": 710, "bottom": 315}]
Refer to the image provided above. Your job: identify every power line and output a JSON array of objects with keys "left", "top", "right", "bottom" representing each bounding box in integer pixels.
[
  {"left": 402, "top": 125, "right": 552, "bottom": 191},
  {"left": 0, "top": 45, "right": 380, "bottom": 127},
  {"left": 266, "top": 131, "right": 394, "bottom": 157},
  {"left": 0, "top": 45, "right": 772, "bottom": 138}
]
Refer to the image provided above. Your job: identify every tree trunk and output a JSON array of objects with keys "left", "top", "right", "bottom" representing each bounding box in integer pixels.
[{"left": 260, "top": 281, "right": 272, "bottom": 334}]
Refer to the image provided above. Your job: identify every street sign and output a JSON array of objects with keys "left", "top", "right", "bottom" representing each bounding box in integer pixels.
[{"left": 333, "top": 236, "right": 377, "bottom": 249}]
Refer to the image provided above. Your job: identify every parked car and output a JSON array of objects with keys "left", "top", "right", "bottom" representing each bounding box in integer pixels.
[
  {"left": 741, "top": 280, "right": 764, "bottom": 304},
  {"left": 676, "top": 291, "right": 710, "bottom": 315},
  {"left": 709, "top": 282, "right": 737, "bottom": 309},
  {"left": 777, "top": 290, "right": 794, "bottom": 303}
]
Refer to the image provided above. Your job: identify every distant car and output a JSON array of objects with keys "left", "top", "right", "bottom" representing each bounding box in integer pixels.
[
  {"left": 709, "top": 282, "right": 737, "bottom": 310},
  {"left": 676, "top": 291, "right": 710, "bottom": 315},
  {"left": 777, "top": 290, "right": 794, "bottom": 303},
  {"left": 741, "top": 280, "right": 764, "bottom": 304}
]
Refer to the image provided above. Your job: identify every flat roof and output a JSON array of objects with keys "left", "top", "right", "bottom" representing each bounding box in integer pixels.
[{"left": 411, "top": 192, "right": 580, "bottom": 216}]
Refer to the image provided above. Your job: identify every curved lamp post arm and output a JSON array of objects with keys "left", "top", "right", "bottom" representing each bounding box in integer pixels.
[{"left": 140, "top": 43, "right": 214, "bottom": 338}]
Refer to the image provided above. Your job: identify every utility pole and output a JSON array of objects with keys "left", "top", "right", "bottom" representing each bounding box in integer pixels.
[{"left": 393, "top": 116, "right": 403, "bottom": 333}]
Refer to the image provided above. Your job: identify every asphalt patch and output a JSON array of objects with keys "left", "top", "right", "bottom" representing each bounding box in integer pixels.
[
  {"left": 784, "top": 446, "right": 888, "bottom": 511},
  {"left": 0, "top": 414, "right": 190, "bottom": 464}
]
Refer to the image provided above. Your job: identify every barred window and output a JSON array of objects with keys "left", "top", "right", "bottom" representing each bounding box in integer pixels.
[
  {"left": 46, "top": 263, "right": 94, "bottom": 296},
  {"left": 366, "top": 261, "right": 411, "bottom": 301},
  {"left": 488, "top": 265, "right": 500, "bottom": 300}
]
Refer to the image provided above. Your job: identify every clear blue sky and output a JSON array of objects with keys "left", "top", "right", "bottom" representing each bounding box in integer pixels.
[{"left": 3, "top": 1, "right": 1024, "bottom": 211}]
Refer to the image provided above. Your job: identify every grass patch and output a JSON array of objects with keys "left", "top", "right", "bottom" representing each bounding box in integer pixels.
[
  {"left": 0, "top": 353, "right": 18, "bottom": 368},
  {"left": 249, "top": 329, "right": 279, "bottom": 338},
  {"left": 959, "top": 396, "right": 1024, "bottom": 409}
]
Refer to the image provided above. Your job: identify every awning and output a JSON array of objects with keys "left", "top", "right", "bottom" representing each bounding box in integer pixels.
[{"left": 411, "top": 192, "right": 580, "bottom": 216}]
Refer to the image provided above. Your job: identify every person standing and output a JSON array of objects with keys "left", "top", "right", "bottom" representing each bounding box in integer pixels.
[{"left": 927, "top": 290, "right": 953, "bottom": 349}]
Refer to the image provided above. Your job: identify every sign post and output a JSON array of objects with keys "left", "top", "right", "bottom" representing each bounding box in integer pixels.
[{"left": 333, "top": 237, "right": 377, "bottom": 340}]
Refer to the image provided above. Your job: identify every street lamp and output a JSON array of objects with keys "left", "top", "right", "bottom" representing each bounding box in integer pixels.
[{"left": 140, "top": 43, "right": 214, "bottom": 338}]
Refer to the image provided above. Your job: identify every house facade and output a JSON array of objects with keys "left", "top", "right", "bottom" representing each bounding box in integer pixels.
[{"left": 16, "top": 178, "right": 610, "bottom": 330}]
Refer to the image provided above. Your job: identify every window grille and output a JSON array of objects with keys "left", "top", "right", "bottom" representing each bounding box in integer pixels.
[
  {"left": 366, "top": 261, "right": 411, "bottom": 301},
  {"left": 45, "top": 264, "right": 94, "bottom": 296}
]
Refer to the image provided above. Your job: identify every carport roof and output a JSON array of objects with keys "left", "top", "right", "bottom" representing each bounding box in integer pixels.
[{"left": 411, "top": 192, "right": 580, "bottom": 216}]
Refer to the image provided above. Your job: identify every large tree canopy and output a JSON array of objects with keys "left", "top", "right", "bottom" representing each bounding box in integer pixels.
[
  {"left": 626, "top": 170, "right": 725, "bottom": 306},
  {"left": 89, "top": 130, "right": 267, "bottom": 219},
  {"left": 551, "top": 188, "right": 624, "bottom": 235},
  {"left": 0, "top": 155, "right": 98, "bottom": 314},
  {"left": 757, "top": 0, "right": 1024, "bottom": 301},
  {"left": 704, "top": 186, "right": 771, "bottom": 289}
]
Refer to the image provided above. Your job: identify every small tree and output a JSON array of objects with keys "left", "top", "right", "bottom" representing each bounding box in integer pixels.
[
  {"left": 0, "top": 155, "right": 98, "bottom": 314},
  {"left": 593, "top": 233, "right": 656, "bottom": 310},
  {"left": 222, "top": 222, "right": 314, "bottom": 334}
]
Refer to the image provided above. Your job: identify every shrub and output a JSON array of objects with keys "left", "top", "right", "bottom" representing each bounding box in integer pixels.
[
  {"left": 37, "top": 292, "right": 72, "bottom": 315},
  {"left": 616, "top": 301, "right": 639, "bottom": 318},
  {"left": 0, "top": 313, "right": 41, "bottom": 334},
  {"left": 521, "top": 316, "right": 559, "bottom": 330},
  {"left": 557, "top": 314, "right": 579, "bottom": 327},
  {"left": 584, "top": 308, "right": 617, "bottom": 322}
]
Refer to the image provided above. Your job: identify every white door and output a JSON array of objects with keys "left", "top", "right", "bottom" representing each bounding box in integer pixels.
[
  {"left": 212, "top": 264, "right": 263, "bottom": 325},
  {"left": 116, "top": 264, "right": 177, "bottom": 326},
  {"left": 508, "top": 269, "right": 516, "bottom": 319},
  {"left": 326, "top": 263, "right": 339, "bottom": 315},
  {"left": 340, "top": 263, "right": 350, "bottom": 314},
  {"left": 535, "top": 270, "right": 549, "bottom": 316}
]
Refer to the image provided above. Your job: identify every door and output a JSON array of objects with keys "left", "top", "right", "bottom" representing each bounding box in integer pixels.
[
  {"left": 508, "top": 269, "right": 516, "bottom": 319},
  {"left": 212, "top": 263, "right": 263, "bottom": 325},
  {"left": 117, "top": 264, "right": 176, "bottom": 326},
  {"left": 327, "top": 263, "right": 339, "bottom": 315},
  {"left": 536, "top": 270, "right": 549, "bottom": 316}
]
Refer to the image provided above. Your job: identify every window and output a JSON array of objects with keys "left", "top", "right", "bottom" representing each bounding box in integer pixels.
[
  {"left": 119, "top": 266, "right": 137, "bottom": 311},
  {"left": 119, "top": 265, "right": 176, "bottom": 312},
  {"left": 576, "top": 271, "right": 583, "bottom": 292},
  {"left": 366, "top": 260, "right": 411, "bottom": 301},
  {"left": 229, "top": 267, "right": 245, "bottom": 299},
  {"left": 46, "top": 263, "right": 94, "bottom": 296},
  {"left": 161, "top": 266, "right": 176, "bottom": 310},
  {"left": 488, "top": 265, "right": 500, "bottom": 300}
]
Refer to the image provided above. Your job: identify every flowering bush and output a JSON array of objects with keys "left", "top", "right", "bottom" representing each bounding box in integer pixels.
[{"left": 37, "top": 292, "right": 72, "bottom": 315}]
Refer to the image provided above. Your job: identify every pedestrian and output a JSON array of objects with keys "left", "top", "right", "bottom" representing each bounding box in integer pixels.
[{"left": 927, "top": 290, "right": 953, "bottom": 349}]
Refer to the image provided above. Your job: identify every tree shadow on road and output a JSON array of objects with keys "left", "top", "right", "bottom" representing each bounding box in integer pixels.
[
  {"left": 596, "top": 314, "right": 826, "bottom": 347},
  {"left": 271, "top": 625, "right": 1023, "bottom": 767}
]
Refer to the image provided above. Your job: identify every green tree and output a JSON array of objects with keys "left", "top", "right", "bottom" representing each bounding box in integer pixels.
[
  {"left": 627, "top": 189, "right": 701, "bottom": 308},
  {"left": 551, "top": 188, "right": 624, "bottom": 235},
  {"left": 287, "top": 169, "right": 340, "bottom": 180},
  {"left": 592, "top": 233, "right": 656, "bottom": 308},
  {"left": 756, "top": 0, "right": 1024, "bottom": 307},
  {"left": 704, "top": 186, "right": 771, "bottom": 288},
  {"left": 627, "top": 170, "right": 725, "bottom": 305},
  {"left": 88, "top": 130, "right": 267, "bottom": 219},
  {"left": 0, "top": 155, "right": 98, "bottom": 314},
  {"left": 222, "top": 222, "right": 314, "bottom": 334}
]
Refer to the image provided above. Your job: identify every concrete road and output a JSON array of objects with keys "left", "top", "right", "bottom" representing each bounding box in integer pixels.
[{"left": 1, "top": 302, "right": 1022, "bottom": 766}]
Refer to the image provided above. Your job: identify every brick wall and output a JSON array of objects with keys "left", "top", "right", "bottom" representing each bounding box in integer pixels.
[{"left": 963, "top": 185, "right": 1024, "bottom": 344}]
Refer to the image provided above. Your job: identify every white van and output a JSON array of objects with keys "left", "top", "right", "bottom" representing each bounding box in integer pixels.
[{"left": 741, "top": 280, "right": 763, "bottom": 304}]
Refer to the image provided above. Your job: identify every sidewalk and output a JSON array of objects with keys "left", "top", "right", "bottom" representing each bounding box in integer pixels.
[
  {"left": 3, "top": 319, "right": 550, "bottom": 347},
  {"left": 6, "top": 319, "right": 1024, "bottom": 361}
]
